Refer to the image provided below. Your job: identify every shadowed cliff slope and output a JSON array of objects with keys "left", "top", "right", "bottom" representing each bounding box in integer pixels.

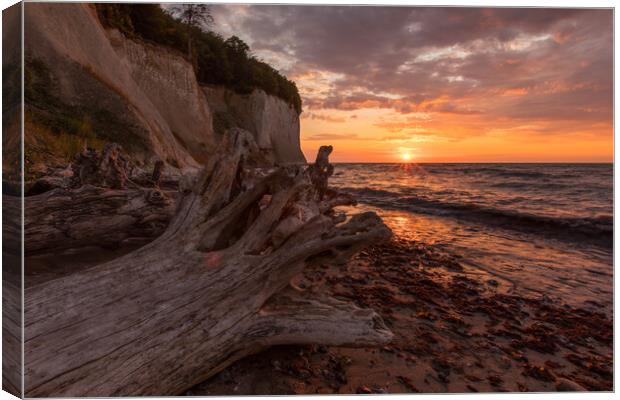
[{"left": 21, "top": 2, "right": 305, "bottom": 178}]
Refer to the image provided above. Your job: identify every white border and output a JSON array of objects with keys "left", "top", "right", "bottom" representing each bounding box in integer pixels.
[{"left": 0, "top": 1, "right": 615, "bottom": 400}]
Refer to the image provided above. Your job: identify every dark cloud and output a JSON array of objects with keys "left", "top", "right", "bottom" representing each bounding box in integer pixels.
[
  {"left": 303, "top": 112, "right": 346, "bottom": 123},
  {"left": 305, "top": 133, "right": 361, "bottom": 141},
  {"left": 210, "top": 5, "right": 612, "bottom": 136}
]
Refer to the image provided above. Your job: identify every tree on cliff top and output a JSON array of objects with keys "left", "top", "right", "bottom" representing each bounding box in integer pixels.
[
  {"left": 167, "top": 4, "right": 214, "bottom": 64},
  {"left": 95, "top": 4, "right": 302, "bottom": 114}
]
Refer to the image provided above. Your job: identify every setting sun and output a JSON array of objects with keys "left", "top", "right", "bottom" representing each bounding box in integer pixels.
[{"left": 401, "top": 152, "right": 412, "bottom": 162}]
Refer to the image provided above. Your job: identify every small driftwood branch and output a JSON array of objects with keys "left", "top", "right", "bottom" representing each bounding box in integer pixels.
[
  {"left": 151, "top": 160, "right": 165, "bottom": 188},
  {"left": 307, "top": 145, "right": 334, "bottom": 200}
]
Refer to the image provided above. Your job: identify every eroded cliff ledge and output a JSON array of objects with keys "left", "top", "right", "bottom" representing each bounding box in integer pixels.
[{"left": 204, "top": 85, "right": 306, "bottom": 165}]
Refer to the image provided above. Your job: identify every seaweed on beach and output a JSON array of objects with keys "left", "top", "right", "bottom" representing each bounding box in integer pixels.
[{"left": 190, "top": 236, "right": 613, "bottom": 394}]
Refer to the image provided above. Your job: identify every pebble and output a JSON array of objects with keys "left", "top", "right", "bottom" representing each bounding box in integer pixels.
[
  {"left": 356, "top": 385, "right": 372, "bottom": 394},
  {"left": 555, "top": 378, "right": 587, "bottom": 392},
  {"left": 372, "top": 386, "right": 388, "bottom": 394}
]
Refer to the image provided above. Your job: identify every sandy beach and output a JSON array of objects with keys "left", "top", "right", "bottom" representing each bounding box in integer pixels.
[{"left": 188, "top": 235, "right": 613, "bottom": 394}]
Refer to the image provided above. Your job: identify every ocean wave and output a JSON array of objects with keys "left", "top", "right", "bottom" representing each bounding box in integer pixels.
[
  {"left": 488, "top": 181, "right": 570, "bottom": 190},
  {"left": 340, "top": 187, "right": 612, "bottom": 245},
  {"left": 472, "top": 168, "right": 549, "bottom": 179}
]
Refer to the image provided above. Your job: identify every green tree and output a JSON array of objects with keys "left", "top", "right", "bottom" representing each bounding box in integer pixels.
[
  {"left": 94, "top": 4, "right": 302, "bottom": 114},
  {"left": 224, "top": 35, "right": 249, "bottom": 56},
  {"left": 168, "top": 4, "right": 213, "bottom": 62}
]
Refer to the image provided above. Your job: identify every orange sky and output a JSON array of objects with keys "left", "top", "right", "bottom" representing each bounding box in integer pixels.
[
  {"left": 212, "top": 6, "right": 613, "bottom": 163},
  {"left": 299, "top": 104, "right": 613, "bottom": 163}
]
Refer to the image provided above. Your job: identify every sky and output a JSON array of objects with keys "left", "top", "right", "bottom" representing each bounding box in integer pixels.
[{"left": 209, "top": 5, "right": 613, "bottom": 163}]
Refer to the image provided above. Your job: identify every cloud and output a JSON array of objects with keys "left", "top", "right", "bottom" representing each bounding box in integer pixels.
[
  {"left": 302, "top": 112, "right": 346, "bottom": 123},
  {"left": 373, "top": 121, "right": 430, "bottom": 134},
  {"left": 210, "top": 5, "right": 612, "bottom": 142},
  {"left": 304, "top": 133, "right": 361, "bottom": 141},
  {"left": 380, "top": 133, "right": 441, "bottom": 143}
]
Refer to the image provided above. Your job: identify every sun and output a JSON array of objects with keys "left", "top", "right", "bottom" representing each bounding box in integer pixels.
[{"left": 401, "top": 152, "right": 412, "bottom": 162}]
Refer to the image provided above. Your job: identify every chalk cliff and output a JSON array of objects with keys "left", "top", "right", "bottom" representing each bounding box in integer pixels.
[
  {"left": 110, "top": 30, "right": 215, "bottom": 164},
  {"left": 204, "top": 86, "right": 306, "bottom": 165},
  {"left": 22, "top": 3, "right": 305, "bottom": 168}
]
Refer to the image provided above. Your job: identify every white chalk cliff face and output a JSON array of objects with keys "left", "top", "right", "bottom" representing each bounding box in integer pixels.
[
  {"left": 110, "top": 30, "right": 215, "bottom": 165},
  {"left": 203, "top": 86, "right": 306, "bottom": 165},
  {"left": 23, "top": 3, "right": 305, "bottom": 167}
]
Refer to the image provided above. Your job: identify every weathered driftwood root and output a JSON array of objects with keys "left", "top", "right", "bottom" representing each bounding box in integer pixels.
[
  {"left": 71, "top": 143, "right": 131, "bottom": 189},
  {"left": 16, "top": 147, "right": 181, "bottom": 255},
  {"left": 29, "top": 147, "right": 167, "bottom": 195},
  {"left": 24, "top": 129, "right": 393, "bottom": 396}
]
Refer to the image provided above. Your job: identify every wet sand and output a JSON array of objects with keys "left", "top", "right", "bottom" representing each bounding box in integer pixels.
[{"left": 188, "top": 236, "right": 613, "bottom": 394}]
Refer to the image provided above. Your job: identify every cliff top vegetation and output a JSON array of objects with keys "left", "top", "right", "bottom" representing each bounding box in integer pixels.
[{"left": 95, "top": 3, "right": 302, "bottom": 114}]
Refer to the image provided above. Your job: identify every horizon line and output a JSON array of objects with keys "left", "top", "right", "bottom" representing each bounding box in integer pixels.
[{"left": 327, "top": 161, "right": 614, "bottom": 164}]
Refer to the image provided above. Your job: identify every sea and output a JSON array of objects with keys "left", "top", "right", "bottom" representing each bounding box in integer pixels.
[{"left": 331, "top": 163, "right": 613, "bottom": 311}]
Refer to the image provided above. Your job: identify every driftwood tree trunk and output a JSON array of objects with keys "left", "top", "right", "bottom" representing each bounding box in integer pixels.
[
  {"left": 20, "top": 186, "right": 175, "bottom": 255},
  {"left": 24, "top": 130, "right": 393, "bottom": 396}
]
